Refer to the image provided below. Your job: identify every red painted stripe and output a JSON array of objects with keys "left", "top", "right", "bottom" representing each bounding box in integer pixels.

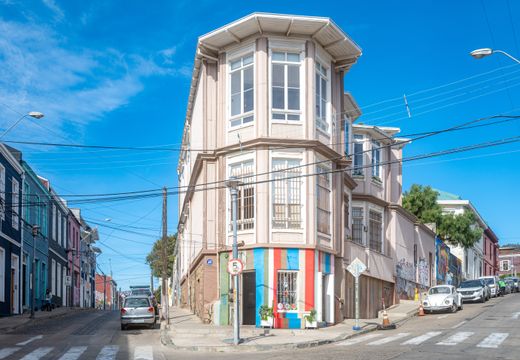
[
  {"left": 273, "top": 248, "right": 281, "bottom": 328},
  {"left": 305, "top": 249, "right": 315, "bottom": 311}
]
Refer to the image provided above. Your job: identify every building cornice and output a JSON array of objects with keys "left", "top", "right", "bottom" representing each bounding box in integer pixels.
[{"left": 352, "top": 194, "right": 389, "bottom": 208}]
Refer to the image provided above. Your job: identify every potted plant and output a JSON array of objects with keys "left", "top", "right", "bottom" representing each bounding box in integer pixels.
[
  {"left": 304, "top": 309, "right": 318, "bottom": 329},
  {"left": 259, "top": 305, "right": 274, "bottom": 328}
]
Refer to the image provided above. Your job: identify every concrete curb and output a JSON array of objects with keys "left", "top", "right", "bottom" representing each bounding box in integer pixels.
[{"left": 1, "top": 308, "right": 98, "bottom": 333}]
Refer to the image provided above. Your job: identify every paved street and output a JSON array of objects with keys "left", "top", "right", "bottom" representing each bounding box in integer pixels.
[{"left": 0, "top": 294, "right": 518, "bottom": 359}]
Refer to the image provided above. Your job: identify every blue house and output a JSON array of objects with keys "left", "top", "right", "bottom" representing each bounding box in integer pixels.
[{"left": 0, "top": 144, "right": 23, "bottom": 316}]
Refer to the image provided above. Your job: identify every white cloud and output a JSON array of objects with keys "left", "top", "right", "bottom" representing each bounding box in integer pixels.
[
  {"left": 0, "top": 20, "right": 187, "bottom": 140},
  {"left": 41, "top": 0, "right": 64, "bottom": 21}
]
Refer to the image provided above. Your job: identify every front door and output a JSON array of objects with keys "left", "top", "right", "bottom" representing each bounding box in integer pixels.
[
  {"left": 10, "top": 269, "right": 15, "bottom": 313},
  {"left": 242, "top": 271, "right": 256, "bottom": 325}
]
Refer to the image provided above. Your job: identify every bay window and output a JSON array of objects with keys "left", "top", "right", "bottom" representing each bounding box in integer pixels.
[
  {"left": 272, "top": 159, "right": 302, "bottom": 229},
  {"left": 271, "top": 51, "right": 301, "bottom": 121},
  {"left": 372, "top": 141, "right": 381, "bottom": 179},
  {"left": 352, "top": 135, "right": 364, "bottom": 176},
  {"left": 369, "top": 210, "right": 383, "bottom": 252},
  {"left": 315, "top": 61, "right": 329, "bottom": 132},
  {"left": 229, "top": 160, "right": 255, "bottom": 230},
  {"left": 316, "top": 165, "right": 331, "bottom": 235},
  {"left": 229, "top": 53, "right": 254, "bottom": 127},
  {"left": 352, "top": 207, "right": 364, "bottom": 245}
]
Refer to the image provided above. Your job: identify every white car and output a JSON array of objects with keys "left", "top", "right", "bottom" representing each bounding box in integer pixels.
[{"left": 422, "top": 285, "right": 463, "bottom": 313}]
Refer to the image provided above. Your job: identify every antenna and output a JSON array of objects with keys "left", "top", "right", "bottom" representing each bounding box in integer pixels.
[{"left": 403, "top": 94, "right": 412, "bottom": 118}]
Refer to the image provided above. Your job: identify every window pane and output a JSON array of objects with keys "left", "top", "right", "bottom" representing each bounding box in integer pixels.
[
  {"left": 287, "top": 53, "right": 300, "bottom": 62},
  {"left": 287, "top": 114, "right": 300, "bottom": 121},
  {"left": 242, "top": 115, "right": 254, "bottom": 124},
  {"left": 243, "top": 54, "right": 253, "bottom": 65},
  {"left": 272, "top": 64, "right": 284, "bottom": 87},
  {"left": 288, "top": 89, "right": 299, "bottom": 110},
  {"left": 288, "top": 65, "right": 299, "bottom": 87},
  {"left": 272, "top": 113, "right": 285, "bottom": 120},
  {"left": 230, "top": 118, "right": 242, "bottom": 127},
  {"left": 243, "top": 88, "right": 254, "bottom": 113},
  {"left": 230, "top": 59, "right": 241, "bottom": 70},
  {"left": 244, "top": 67, "right": 253, "bottom": 90},
  {"left": 231, "top": 93, "right": 241, "bottom": 116},
  {"left": 272, "top": 52, "right": 285, "bottom": 61},
  {"left": 321, "top": 78, "right": 327, "bottom": 100},
  {"left": 272, "top": 87, "right": 285, "bottom": 109},
  {"left": 231, "top": 71, "right": 241, "bottom": 94}
]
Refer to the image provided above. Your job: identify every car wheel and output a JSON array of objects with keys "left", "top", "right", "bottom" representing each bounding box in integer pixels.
[
  {"left": 451, "top": 304, "right": 457, "bottom": 313},
  {"left": 121, "top": 324, "right": 126, "bottom": 331},
  {"left": 150, "top": 322, "right": 156, "bottom": 329},
  {"left": 480, "top": 295, "right": 485, "bottom": 303}
]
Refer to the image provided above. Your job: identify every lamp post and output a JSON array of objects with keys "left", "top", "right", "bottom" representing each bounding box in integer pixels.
[
  {"left": 30, "top": 225, "right": 40, "bottom": 319},
  {"left": 225, "top": 176, "right": 243, "bottom": 346},
  {"left": 0, "top": 112, "right": 44, "bottom": 140},
  {"left": 470, "top": 48, "right": 520, "bottom": 64}
]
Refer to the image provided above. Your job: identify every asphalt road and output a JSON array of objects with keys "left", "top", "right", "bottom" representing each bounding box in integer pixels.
[{"left": 0, "top": 293, "right": 518, "bottom": 359}]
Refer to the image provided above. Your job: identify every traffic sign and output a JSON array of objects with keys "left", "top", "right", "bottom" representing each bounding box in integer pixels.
[
  {"left": 347, "top": 257, "right": 367, "bottom": 278},
  {"left": 227, "top": 259, "right": 244, "bottom": 275}
]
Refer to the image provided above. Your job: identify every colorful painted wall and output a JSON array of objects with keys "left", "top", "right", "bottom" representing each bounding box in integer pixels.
[
  {"left": 436, "top": 238, "right": 450, "bottom": 285},
  {"left": 217, "top": 248, "right": 334, "bottom": 329}
]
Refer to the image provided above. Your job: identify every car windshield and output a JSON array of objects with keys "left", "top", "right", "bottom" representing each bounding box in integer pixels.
[
  {"left": 481, "top": 278, "right": 495, "bottom": 285},
  {"left": 429, "top": 287, "right": 451, "bottom": 295},
  {"left": 131, "top": 289, "right": 151, "bottom": 296},
  {"left": 460, "top": 280, "right": 482, "bottom": 288},
  {"left": 124, "top": 298, "right": 149, "bottom": 308}
]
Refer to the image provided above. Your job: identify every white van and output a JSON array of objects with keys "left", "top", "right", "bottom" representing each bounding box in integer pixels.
[{"left": 479, "top": 276, "right": 499, "bottom": 297}]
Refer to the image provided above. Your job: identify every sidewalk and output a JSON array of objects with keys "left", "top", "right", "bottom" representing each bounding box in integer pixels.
[
  {"left": 0, "top": 307, "right": 97, "bottom": 333},
  {"left": 161, "top": 300, "right": 420, "bottom": 352}
]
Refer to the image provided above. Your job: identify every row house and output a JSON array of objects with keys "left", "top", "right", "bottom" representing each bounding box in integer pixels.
[
  {"left": 175, "top": 13, "right": 437, "bottom": 328},
  {"left": 436, "top": 191, "right": 489, "bottom": 281},
  {"left": 0, "top": 144, "right": 98, "bottom": 315},
  {"left": 483, "top": 227, "right": 499, "bottom": 276}
]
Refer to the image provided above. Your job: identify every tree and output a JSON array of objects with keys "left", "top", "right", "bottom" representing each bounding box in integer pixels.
[
  {"left": 403, "top": 184, "right": 482, "bottom": 249},
  {"left": 146, "top": 234, "right": 176, "bottom": 278},
  {"left": 402, "top": 184, "right": 442, "bottom": 224}
]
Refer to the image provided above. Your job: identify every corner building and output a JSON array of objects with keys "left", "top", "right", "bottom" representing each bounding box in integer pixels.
[{"left": 175, "top": 13, "right": 363, "bottom": 328}]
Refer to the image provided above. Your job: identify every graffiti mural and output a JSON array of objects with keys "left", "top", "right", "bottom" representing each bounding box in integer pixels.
[
  {"left": 396, "top": 258, "right": 416, "bottom": 300},
  {"left": 436, "top": 238, "right": 450, "bottom": 284},
  {"left": 418, "top": 258, "right": 429, "bottom": 287},
  {"left": 449, "top": 254, "right": 463, "bottom": 287}
]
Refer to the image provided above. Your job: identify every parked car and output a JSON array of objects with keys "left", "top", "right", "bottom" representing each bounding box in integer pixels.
[
  {"left": 505, "top": 279, "right": 515, "bottom": 294},
  {"left": 120, "top": 295, "right": 156, "bottom": 330},
  {"left": 479, "top": 276, "right": 499, "bottom": 297},
  {"left": 457, "top": 279, "right": 490, "bottom": 302},
  {"left": 422, "top": 285, "right": 463, "bottom": 313},
  {"left": 507, "top": 277, "right": 519, "bottom": 292}
]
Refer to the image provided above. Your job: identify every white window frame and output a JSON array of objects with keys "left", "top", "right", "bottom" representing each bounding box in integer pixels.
[
  {"left": 12, "top": 178, "right": 19, "bottom": 231},
  {"left": 315, "top": 61, "right": 330, "bottom": 133},
  {"left": 0, "top": 164, "right": 4, "bottom": 220},
  {"left": 316, "top": 163, "right": 332, "bottom": 236},
  {"left": 368, "top": 207, "right": 383, "bottom": 253},
  {"left": 343, "top": 117, "right": 351, "bottom": 156},
  {"left": 58, "top": 213, "right": 62, "bottom": 247},
  {"left": 500, "top": 259, "right": 511, "bottom": 272},
  {"left": 228, "top": 51, "right": 255, "bottom": 128},
  {"left": 52, "top": 204, "right": 56, "bottom": 241},
  {"left": 57, "top": 264, "right": 61, "bottom": 297},
  {"left": 269, "top": 49, "right": 304, "bottom": 122},
  {"left": 227, "top": 155, "right": 256, "bottom": 233},
  {"left": 51, "top": 259, "right": 56, "bottom": 295},
  {"left": 271, "top": 157, "right": 303, "bottom": 230},
  {"left": 372, "top": 140, "right": 382, "bottom": 179},
  {"left": 352, "top": 135, "right": 364, "bottom": 176},
  {"left": 0, "top": 247, "right": 5, "bottom": 302}
]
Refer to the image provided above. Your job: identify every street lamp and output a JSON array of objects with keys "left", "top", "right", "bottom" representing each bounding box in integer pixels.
[
  {"left": 470, "top": 48, "right": 520, "bottom": 64},
  {"left": 0, "top": 112, "right": 45, "bottom": 140},
  {"left": 225, "top": 176, "right": 243, "bottom": 346},
  {"left": 30, "top": 225, "right": 40, "bottom": 319}
]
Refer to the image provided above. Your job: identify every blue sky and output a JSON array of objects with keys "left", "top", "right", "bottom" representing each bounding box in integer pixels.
[{"left": 0, "top": 0, "right": 519, "bottom": 290}]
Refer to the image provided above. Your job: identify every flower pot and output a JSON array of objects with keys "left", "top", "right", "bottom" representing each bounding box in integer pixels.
[
  {"left": 305, "top": 319, "right": 318, "bottom": 329},
  {"left": 260, "top": 316, "right": 273, "bottom": 328}
]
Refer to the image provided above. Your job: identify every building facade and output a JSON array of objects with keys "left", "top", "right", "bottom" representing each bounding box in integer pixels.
[
  {"left": 498, "top": 246, "right": 520, "bottom": 277},
  {"left": 0, "top": 144, "right": 23, "bottom": 315},
  {"left": 482, "top": 227, "right": 499, "bottom": 276},
  {"left": 68, "top": 211, "right": 81, "bottom": 307}
]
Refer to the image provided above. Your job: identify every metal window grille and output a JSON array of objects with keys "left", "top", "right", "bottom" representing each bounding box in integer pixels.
[
  {"left": 352, "top": 135, "right": 364, "bottom": 176},
  {"left": 272, "top": 159, "right": 302, "bottom": 229},
  {"left": 344, "top": 195, "right": 350, "bottom": 234},
  {"left": 277, "top": 271, "right": 297, "bottom": 311},
  {"left": 316, "top": 165, "right": 331, "bottom": 235},
  {"left": 369, "top": 210, "right": 382, "bottom": 252},
  {"left": 230, "top": 161, "right": 255, "bottom": 230},
  {"left": 352, "top": 207, "right": 364, "bottom": 245}
]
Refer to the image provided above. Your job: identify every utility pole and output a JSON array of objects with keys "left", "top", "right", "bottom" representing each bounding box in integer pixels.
[
  {"left": 161, "top": 187, "right": 169, "bottom": 324},
  {"left": 103, "top": 274, "right": 107, "bottom": 311}
]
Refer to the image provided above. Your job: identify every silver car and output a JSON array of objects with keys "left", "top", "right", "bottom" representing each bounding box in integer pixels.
[
  {"left": 120, "top": 295, "right": 156, "bottom": 330},
  {"left": 457, "top": 279, "right": 490, "bottom": 302}
]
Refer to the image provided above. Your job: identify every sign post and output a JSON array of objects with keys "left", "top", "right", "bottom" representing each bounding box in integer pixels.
[{"left": 346, "top": 257, "right": 367, "bottom": 331}]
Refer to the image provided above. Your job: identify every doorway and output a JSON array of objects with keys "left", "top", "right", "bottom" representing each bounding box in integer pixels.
[
  {"left": 11, "top": 254, "right": 19, "bottom": 314},
  {"left": 241, "top": 271, "right": 256, "bottom": 325}
]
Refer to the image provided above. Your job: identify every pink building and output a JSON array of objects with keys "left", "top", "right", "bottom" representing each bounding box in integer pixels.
[
  {"left": 498, "top": 246, "right": 520, "bottom": 277},
  {"left": 68, "top": 211, "right": 81, "bottom": 307},
  {"left": 483, "top": 228, "right": 499, "bottom": 276}
]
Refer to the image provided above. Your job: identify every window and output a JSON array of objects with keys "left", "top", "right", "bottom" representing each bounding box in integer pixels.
[
  {"left": 352, "top": 207, "right": 364, "bottom": 245},
  {"left": 58, "top": 213, "right": 62, "bottom": 246},
  {"left": 0, "top": 247, "right": 4, "bottom": 302},
  {"left": 344, "top": 195, "right": 350, "bottom": 234},
  {"left": 316, "top": 165, "right": 331, "bottom": 235},
  {"left": 35, "top": 195, "right": 40, "bottom": 228},
  {"left": 229, "top": 160, "right": 255, "bottom": 231},
  {"left": 42, "top": 203, "right": 47, "bottom": 238},
  {"left": 352, "top": 135, "right": 364, "bottom": 176},
  {"left": 344, "top": 118, "right": 350, "bottom": 156},
  {"left": 0, "top": 164, "right": 4, "bottom": 220},
  {"left": 277, "top": 271, "right": 297, "bottom": 311},
  {"left": 500, "top": 260, "right": 510, "bottom": 272},
  {"left": 271, "top": 51, "right": 301, "bottom": 121},
  {"left": 369, "top": 210, "right": 383, "bottom": 252},
  {"left": 229, "top": 53, "right": 254, "bottom": 127},
  {"left": 272, "top": 159, "right": 302, "bottom": 229},
  {"left": 12, "top": 178, "right": 19, "bottom": 230},
  {"left": 57, "top": 264, "right": 61, "bottom": 297},
  {"left": 23, "top": 182, "right": 30, "bottom": 223},
  {"left": 51, "top": 259, "right": 56, "bottom": 295},
  {"left": 372, "top": 141, "right": 381, "bottom": 179},
  {"left": 315, "top": 61, "right": 329, "bottom": 132},
  {"left": 52, "top": 204, "right": 56, "bottom": 240}
]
